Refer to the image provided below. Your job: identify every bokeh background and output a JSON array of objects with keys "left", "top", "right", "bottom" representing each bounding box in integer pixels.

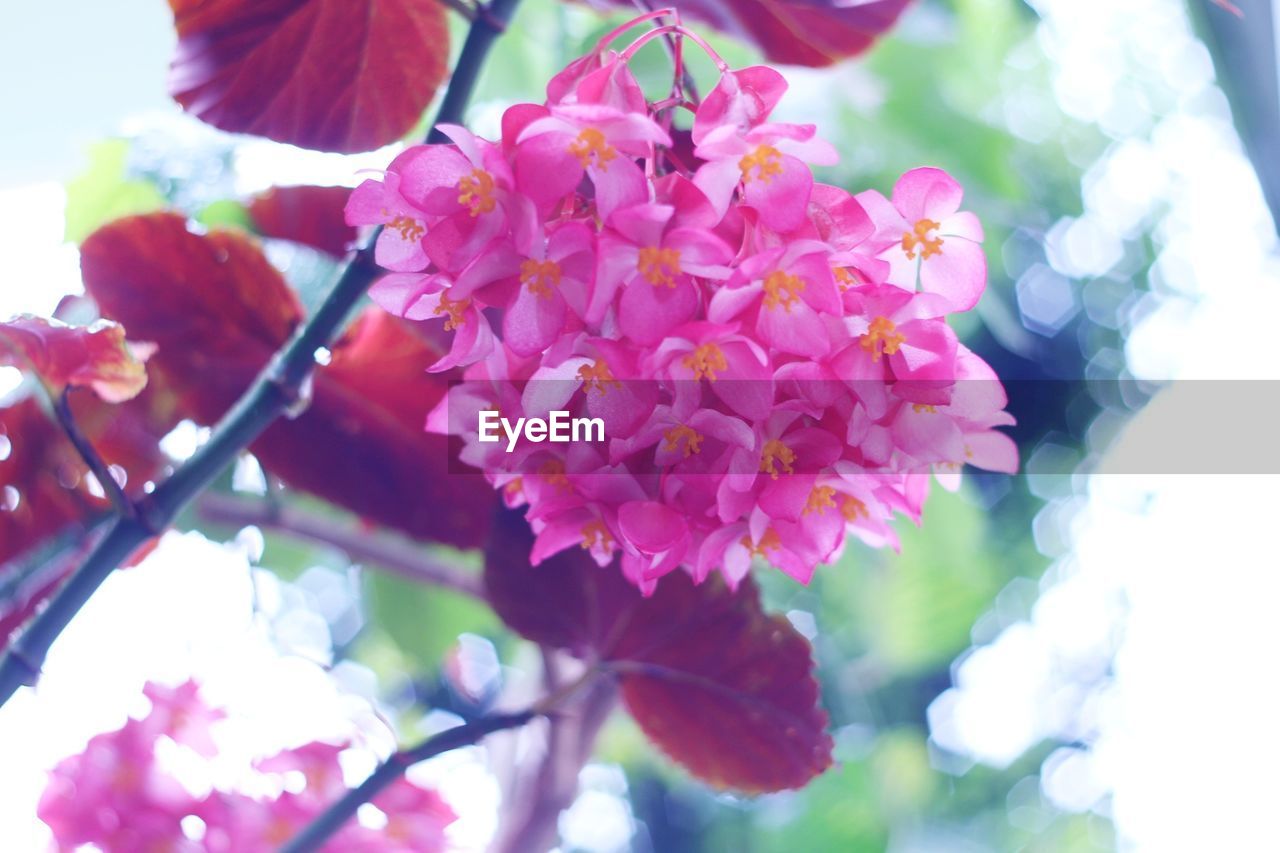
[{"left": 2, "top": 0, "right": 1279, "bottom": 850}]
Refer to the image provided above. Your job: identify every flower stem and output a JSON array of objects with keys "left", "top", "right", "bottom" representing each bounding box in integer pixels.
[
  {"left": 280, "top": 710, "right": 539, "bottom": 853},
  {"left": 0, "top": 0, "right": 524, "bottom": 711}
]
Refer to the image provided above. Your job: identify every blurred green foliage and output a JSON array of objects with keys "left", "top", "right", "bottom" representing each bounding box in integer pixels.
[{"left": 63, "top": 140, "right": 164, "bottom": 244}]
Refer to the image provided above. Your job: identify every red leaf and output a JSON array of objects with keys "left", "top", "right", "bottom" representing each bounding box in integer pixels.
[
  {"left": 0, "top": 316, "right": 151, "bottom": 403},
  {"left": 80, "top": 212, "right": 302, "bottom": 424},
  {"left": 485, "top": 509, "right": 833, "bottom": 792},
  {"left": 0, "top": 392, "right": 177, "bottom": 651},
  {"left": 483, "top": 509, "right": 609, "bottom": 652},
  {"left": 255, "top": 307, "right": 497, "bottom": 547},
  {"left": 587, "top": 0, "right": 911, "bottom": 67},
  {"left": 80, "top": 213, "right": 493, "bottom": 548},
  {"left": 0, "top": 399, "right": 104, "bottom": 649},
  {"left": 167, "top": 0, "right": 450, "bottom": 153},
  {"left": 0, "top": 399, "right": 95, "bottom": 565},
  {"left": 248, "top": 185, "right": 356, "bottom": 258},
  {"left": 0, "top": 314, "right": 175, "bottom": 648}
]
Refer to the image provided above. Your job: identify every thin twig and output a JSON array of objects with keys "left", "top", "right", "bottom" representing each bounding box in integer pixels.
[
  {"left": 197, "top": 493, "right": 483, "bottom": 599},
  {"left": 280, "top": 710, "right": 539, "bottom": 853},
  {"left": 632, "top": 0, "right": 700, "bottom": 103},
  {"left": 53, "top": 389, "right": 133, "bottom": 518},
  {"left": 436, "top": 0, "right": 477, "bottom": 23},
  {"left": 0, "top": 0, "right": 525, "bottom": 710}
]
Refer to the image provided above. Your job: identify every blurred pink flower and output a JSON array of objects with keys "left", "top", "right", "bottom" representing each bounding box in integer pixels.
[{"left": 39, "top": 680, "right": 455, "bottom": 852}]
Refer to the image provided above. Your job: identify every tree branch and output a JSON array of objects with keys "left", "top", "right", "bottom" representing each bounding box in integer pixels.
[
  {"left": 492, "top": 653, "right": 618, "bottom": 853},
  {"left": 280, "top": 710, "right": 539, "bottom": 853},
  {"left": 53, "top": 389, "right": 133, "bottom": 518},
  {"left": 197, "top": 492, "right": 483, "bottom": 599},
  {"left": 0, "top": 0, "right": 524, "bottom": 710}
]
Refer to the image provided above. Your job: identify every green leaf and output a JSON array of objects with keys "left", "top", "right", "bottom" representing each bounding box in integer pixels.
[
  {"left": 196, "top": 199, "right": 252, "bottom": 231},
  {"left": 64, "top": 140, "right": 165, "bottom": 244}
]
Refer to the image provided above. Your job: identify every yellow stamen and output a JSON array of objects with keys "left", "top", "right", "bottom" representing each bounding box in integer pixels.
[
  {"left": 457, "top": 168, "right": 496, "bottom": 217},
  {"left": 840, "top": 496, "right": 868, "bottom": 521},
  {"left": 504, "top": 477, "right": 523, "bottom": 499},
  {"left": 568, "top": 128, "right": 617, "bottom": 170},
  {"left": 834, "top": 266, "right": 861, "bottom": 292},
  {"left": 760, "top": 439, "right": 796, "bottom": 480},
  {"left": 388, "top": 214, "right": 425, "bottom": 242},
  {"left": 637, "top": 246, "right": 682, "bottom": 287},
  {"left": 433, "top": 291, "right": 469, "bottom": 331},
  {"left": 682, "top": 343, "right": 728, "bottom": 381},
  {"left": 762, "top": 270, "right": 805, "bottom": 312},
  {"left": 520, "top": 258, "right": 562, "bottom": 299},
  {"left": 804, "top": 485, "right": 837, "bottom": 516},
  {"left": 662, "top": 424, "right": 703, "bottom": 458},
  {"left": 539, "top": 459, "right": 570, "bottom": 490},
  {"left": 912, "top": 403, "right": 938, "bottom": 414},
  {"left": 859, "top": 316, "right": 906, "bottom": 362},
  {"left": 902, "top": 218, "right": 943, "bottom": 260},
  {"left": 577, "top": 359, "right": 620, "bottom": 395},
  {"left": 738, "top": 144, "right": 783, "bottom": 184},
  {"left": 581, "top": 519, "right": 614, "bottom": 552},
  {"left": 741, "top": 528, "right": 782, "bottom": 557}
]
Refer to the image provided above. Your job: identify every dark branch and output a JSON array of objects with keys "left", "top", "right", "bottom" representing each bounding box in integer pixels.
[
  {"left": 53, "top": 389, "right": 134, "bottom": 519},
  {"left": 0, "top": 0, "right": 524, "bottom": 711},
  {"left": 280, "top": 710, "right": 538, "bottom": 853}
]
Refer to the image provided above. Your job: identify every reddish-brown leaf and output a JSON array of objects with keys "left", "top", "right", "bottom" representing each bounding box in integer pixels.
[
  {"left": 586, "top": 0, "right": 911, "bottom": 66},
  {"left": 0, "top": 399, "right": 95, "bottom": 565},
  {"left": 0, "top": 398, "right": 104, "bottom": 649},
  {"left": 167, "top": 0, "right": 450, "bottom": 153},
  {"left": 483, "top": 509, "right": 613, "bottom": 652},
  {"left": 0, "top": 308, "right": 175, "bottom": 649},
  {"left": 248, "top": 185, "right": 356, "bottom": 258},
  {"left": 485, "top": 509, "right": 833, "bottom": 792},
  {"left": 256, "top": 307, "right": 497, "bottom": 547},
  {"left": 0, "top": 386, "right": 180, "bottom": 651},
  {"left": 80, "top": 212, "right": 303, "bottom": 425},
  {"left": 0, "top": 316, "right": 151, "bottom": 403},
  {"left": 80, "top": 213, "right": 493, "bottom": 548}
]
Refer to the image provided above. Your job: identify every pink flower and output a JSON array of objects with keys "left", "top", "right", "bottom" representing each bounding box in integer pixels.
[
  {"left": 593, "top": 201, "right": 733, "bottom": 344},
  {"left": 39, "top": 717, "right": 196, "bottom": 852},
  {"left": 39, "top": 680, "right": 456, "bottom": 853},
  {"left": 369, "top": 272, "right": 495, "bottom": 371},
  {"left": 504, "top": 220, "right": 595, "bottom": 356},
  {"left": 694, "top": 122, "right": 837, "bottom": 232},
  {"left": 143, "top": 678, "right": 224, "bottom": 758},
  {"left": 692, "top": 65, "right": 789, "bottom": 145},
  {"left": 710, "top": 241, "right": 844, "bottom": 358},
  {"left": 857, "top": 167, "right": 987, "bottom": 311},
  {"left": 514, "top": 67, "right": 670, "bottom": 221},
  {"left": 355, "top": 14, "right": 1016, "bottom": 594}
]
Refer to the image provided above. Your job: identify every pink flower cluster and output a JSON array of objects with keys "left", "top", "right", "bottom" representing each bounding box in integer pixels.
[
  {"left": 38, "top": 680, "right": 454, "bottom": 852},
  {"left": 348, "top": 14, "right": 1017, "bottom": 593}
]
